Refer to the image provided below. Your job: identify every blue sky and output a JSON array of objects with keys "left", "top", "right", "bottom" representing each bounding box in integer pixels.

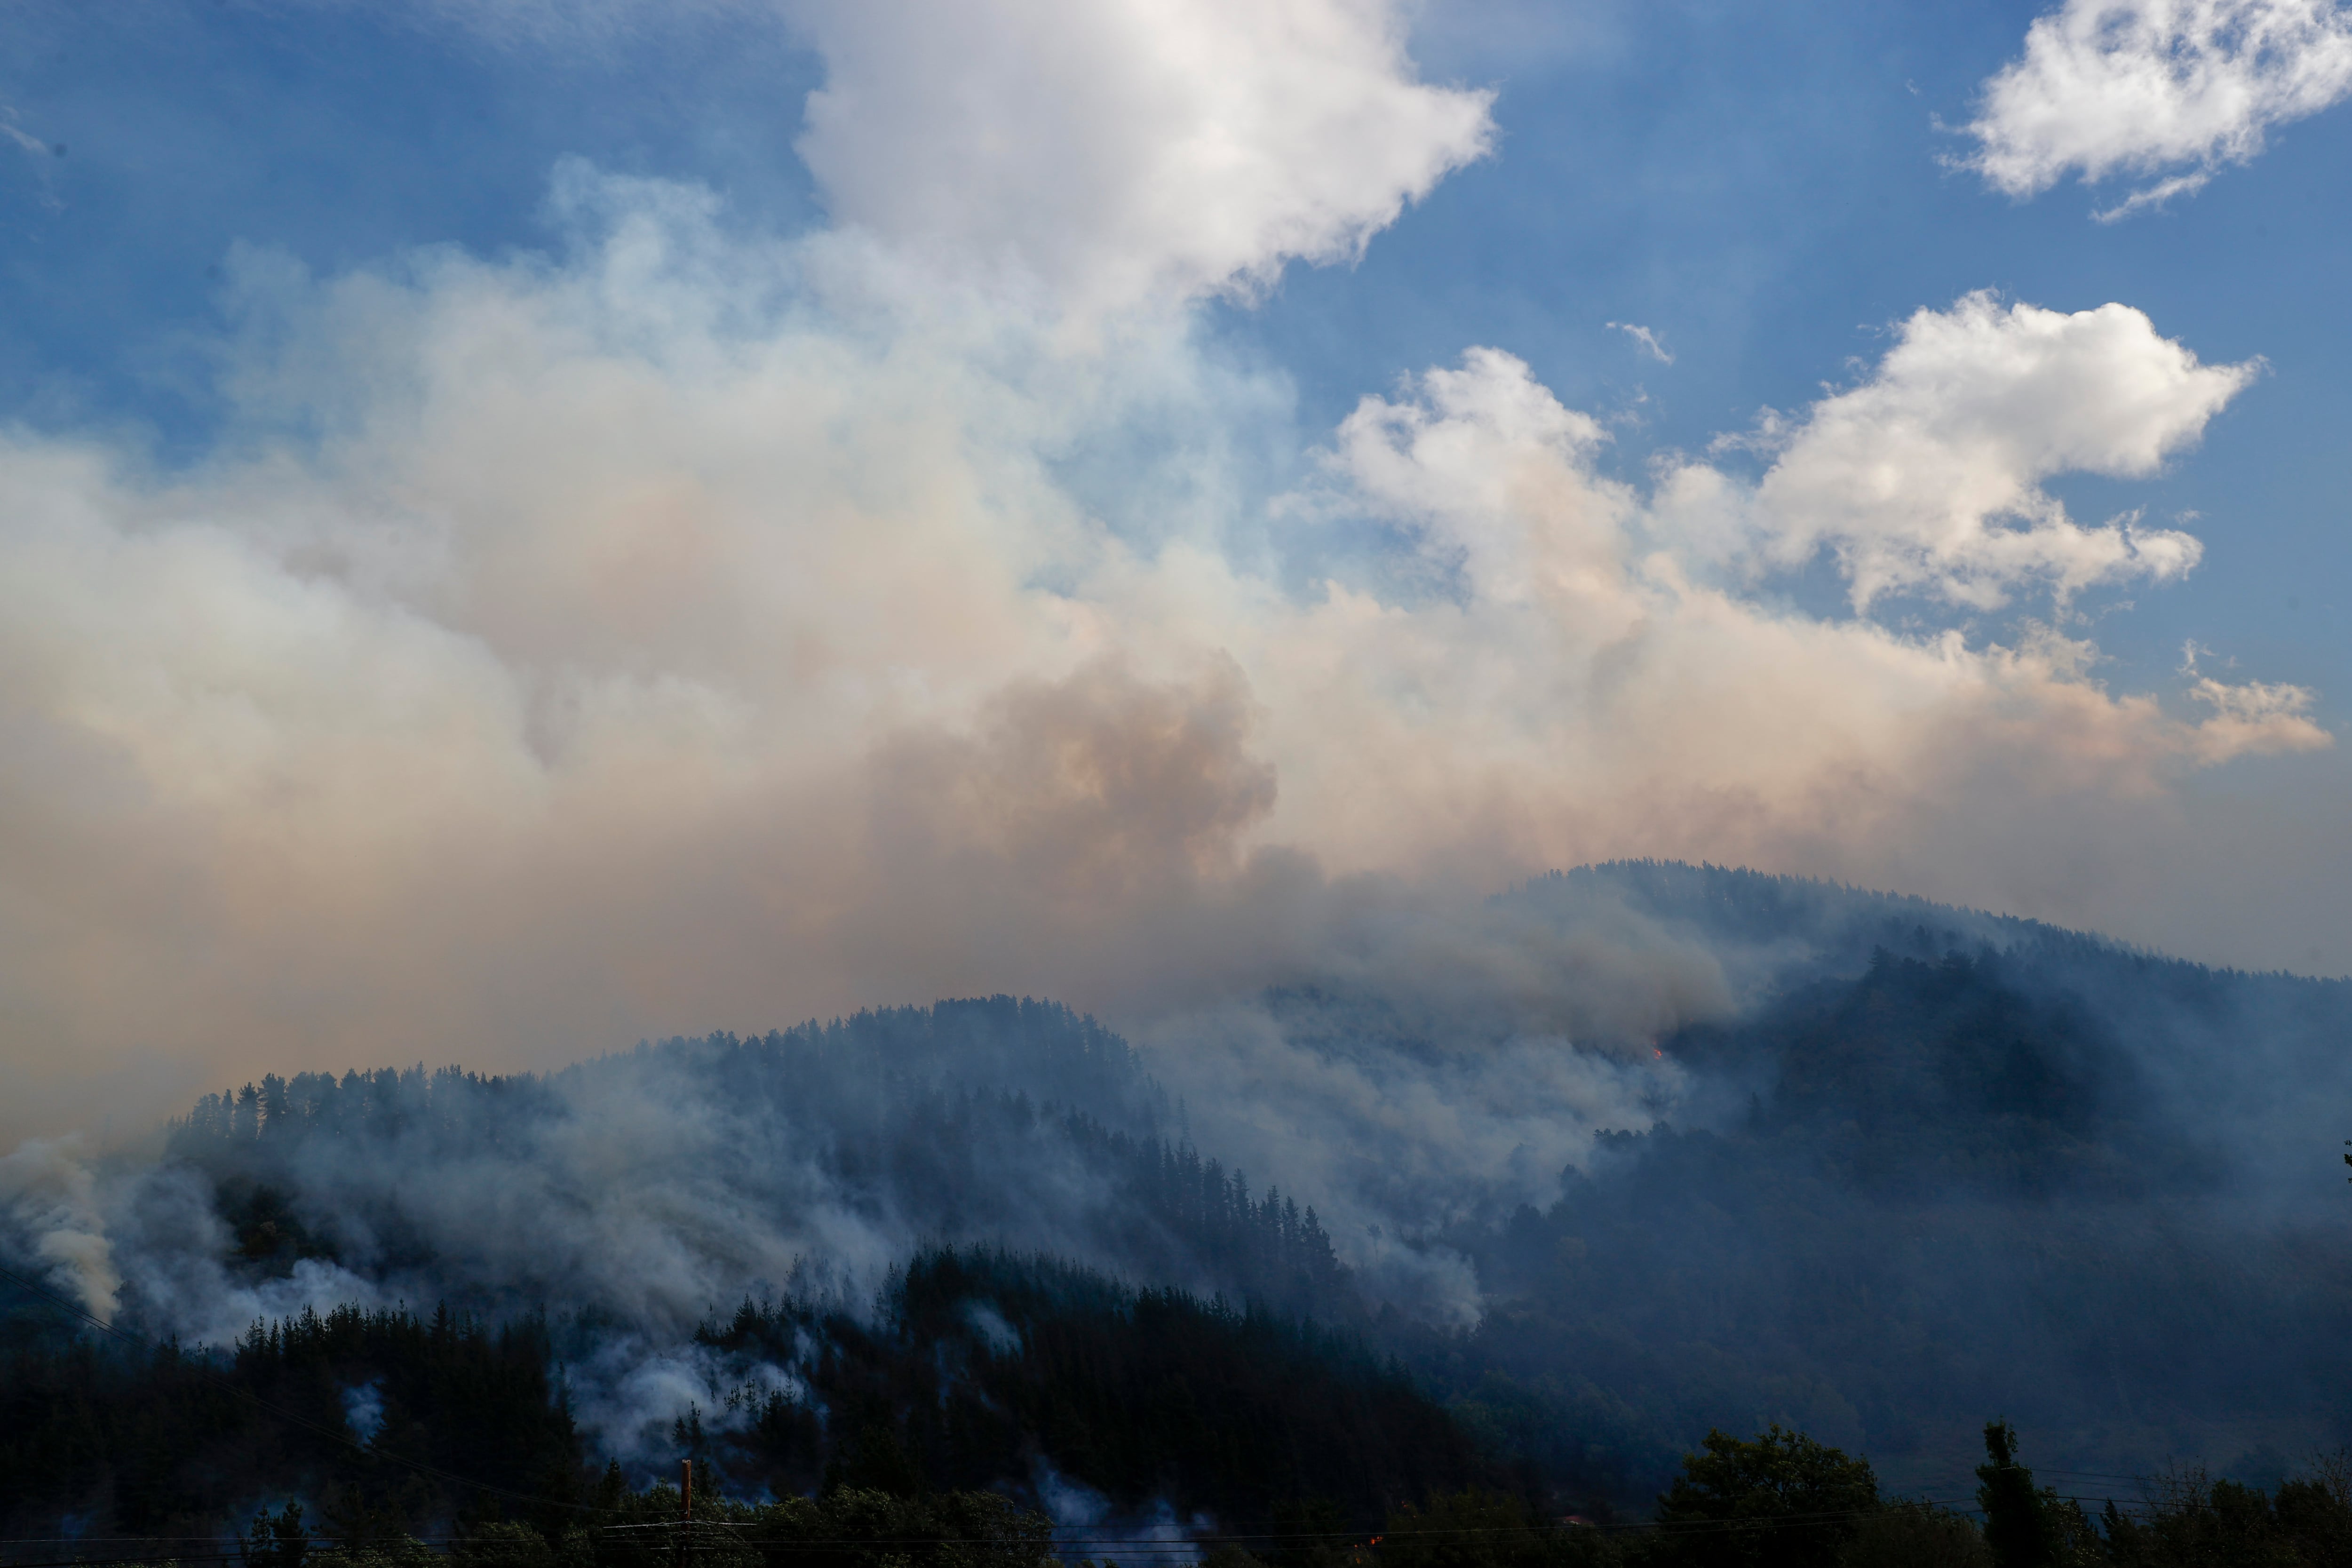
[
  {"left": 3, "top": 0, "right": 2351, "bottom": 1132},
  {"left": 1301, "top": 0, "right": 2352, "bottom": 697}
]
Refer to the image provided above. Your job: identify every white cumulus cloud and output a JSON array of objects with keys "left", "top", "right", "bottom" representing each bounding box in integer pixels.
[
  {"left": 1244, "top": 342, "right": 2316, "bottom": 891},
  {"left": 1962, "top": 0, "right": 2352, "bottom": 216},
  {"left": 1698, "top": 291, "right": 2257, "bottom": 610},
  {"left": 787, "top": 0, "right": 1494, "bottom": 316}
]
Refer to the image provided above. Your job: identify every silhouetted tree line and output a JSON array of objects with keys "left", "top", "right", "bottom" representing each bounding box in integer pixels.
[
  {"left": 222, "top": 1484, "right": 1057, "bottom": 1568},
  {"left": 0, "top": 1249, "right": 1462, "bottom": 1556},
  {"left": 1054, "top": 1122, "right": 1352, "bottom": 1317},
  {"left": 1208, "top": 1421, "right": 2352, "bottom": 1568},
  {"left": 13, "top": 1248, "right": 2352, "bottom": 1568},
  {"left": 173, "top": 1001, "right": 1151, "bottom": 1172},
  {"left": 686, "top": 1248, "right": 1470, "bottom": 1521},
  {"left": 0, "top": 1297, "right": 581, "bottom": 1552},
  {"left": 216, "top": 1416, "right": 2352, "bottom": 1568}
]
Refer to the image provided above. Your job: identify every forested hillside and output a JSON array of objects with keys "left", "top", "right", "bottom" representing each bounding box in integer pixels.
[
  {"left": 161, "top": 1000, "right": 1349, "bottom": 1326},
  {"left": 0, "top": 1248, "right": 1469, "bottom": 1548},
  {"left": 5, "top": 864, "right": 2351, "bottom": 1555},
  {"left": 1397, "top": 872, "right": 2352, "bottom": 1501}
]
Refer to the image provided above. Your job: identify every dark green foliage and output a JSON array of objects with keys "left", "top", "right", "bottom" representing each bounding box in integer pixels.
[
  {"left": 696, "top": 1248, "right": 1480, "bottom": 1525},
  {"left": 2272, "top": 1469, "right": 2352, "bottom": 1565},
  {"left": 2097, "top": 1462, "right": 2352, "bottom": 1567},
  {"left": 1971, "top": 1429, "right": 2099, "bottom": 1568},
  {"left": 247, "top": 1500, "right": 314, "bottom": 1568},
  {"left": 1978, "top": 1422, "right": 2054, "bottom": 1568},
  {"left": 1840, "top": 1500, "right": 1991, "bottom": 1568},
  {"left": 0, "top": 1299, "right": 583, "bottom": 1549},
  {"left": 1503, "top": 1425, "right": 2352, "bottom": 1567},
  {"left": 310, "top": 1538, "right": 444, "bottom": 1568},
  {"left": 448, "top": 1520, "right": 558, "bottom": 1568},
  {"left": 1377, "top": 1488, "right": 1614, "bottom": 1568},
  {"left": 0, "top": 1249, "right": 1478, "bottom": 1548},
  {"left": 1648, "top": 1426, "right": 1877, "bottom": 1567},
  {"left": 1730, "top": 948, "right": 2149, "bottom": 1194},
  {"left": 583, "top": 1485, "right": 1054, "bottom": 1568},
  {"left": 143, "top": 1486, "right": 1057, "bottom": 1568}
]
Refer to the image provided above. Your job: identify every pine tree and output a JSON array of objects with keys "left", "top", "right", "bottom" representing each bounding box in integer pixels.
[{"left": 1977, "top": 1422, "right": 2052, "bottom": 1568}]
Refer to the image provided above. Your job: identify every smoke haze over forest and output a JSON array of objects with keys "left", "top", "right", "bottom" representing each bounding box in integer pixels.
[
  {"left": 8, "top": 864, "right": 2350, "bottom": 1516},
  {"left": 5, "top": 0, "right": 2352, "bottom": 1553}
]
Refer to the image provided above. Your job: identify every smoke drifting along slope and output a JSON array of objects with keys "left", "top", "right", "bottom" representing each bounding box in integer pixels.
[
  {"left": 1395, "top": 865, "right": 2352, "bottom": 1501},
  {"left": 148, "top": 1000, "right": 1348, "bottom": 1340},
  {"left": 7, "top": 863, "right": 2349, "bottom": 1516}
]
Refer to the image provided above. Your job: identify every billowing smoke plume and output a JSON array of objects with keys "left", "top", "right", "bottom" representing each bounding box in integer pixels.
[
  {"left": 4, "top": 0, "right": 2348, "bottom": 1531},
  {"left": 14, "top": 869, "right": 1726, "bottom": 1348},
  {"left": 0, "top": 1136, "right": 121, "bottom": 1322},
  {"left": 0, "top": 0, "right": 2327, "bottom": 1144}
]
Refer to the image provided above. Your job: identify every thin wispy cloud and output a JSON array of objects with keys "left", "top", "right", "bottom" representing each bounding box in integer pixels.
[
  {"left": 0, "top": 107, "right": 64, "bottom": 214},
  {"left": 1607, "top": 320, "right": 1673, "bottom": 363}
]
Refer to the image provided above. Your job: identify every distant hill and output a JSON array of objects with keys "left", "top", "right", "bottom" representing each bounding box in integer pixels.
[
  {"left": 6, "top": 862, "right": 2350, "bottom": 1532},
  {"left": 161, "top": 999, "right": 1353, "bottom": 1328},
  {"left": 1406, "top": 864, "right": 2352, "bottom": 1503}
]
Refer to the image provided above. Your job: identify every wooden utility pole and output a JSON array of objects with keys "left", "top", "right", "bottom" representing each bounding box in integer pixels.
[{"left": 679, "top": 1460, "right": 692, "bottom": 1568}]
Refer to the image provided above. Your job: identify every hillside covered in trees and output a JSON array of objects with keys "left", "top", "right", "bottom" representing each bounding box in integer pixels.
[
  {"left": 1316, "top": 866, "right": 2352, "bottom": 1503},
  {"left": 5, "top": 864, "right": 2352, "bottom": 1556},
  {"left": 0, "top": 1248, "right": 1473, "bottom": 1550},
  {"left": 161, "top": 999, "right": 1348, "bottom": 1328}
]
